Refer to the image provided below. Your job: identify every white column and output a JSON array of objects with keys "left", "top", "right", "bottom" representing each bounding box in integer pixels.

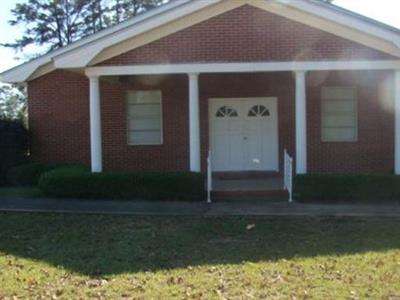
[
  {"left": 89, "top": 76, "right": 103, "bottom": 173},
  {"left": 295, "top": 71, "right": 307, "bottom": 174},
  {"left": 188, "top": 73, "right": 201, "bottom": 172},
  {"left": 395, "top": 70, "right": 400, "bottom": 174}
]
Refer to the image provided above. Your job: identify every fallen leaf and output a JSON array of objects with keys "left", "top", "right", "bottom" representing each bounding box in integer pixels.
[{"left": 246, "top": 224, "right": 256, "bottom": 230}]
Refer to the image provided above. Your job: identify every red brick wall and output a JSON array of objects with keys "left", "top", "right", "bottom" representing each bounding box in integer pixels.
[
  {"left": 100, "top": 73, "right": 297, "bottom": 173},
  {"left": 307, "top": 70, "right": 395, "bottom": 174},
  {"left": 27, "top": 4, "right": 396, "bottom": 174},
  {"left": 28, "top": 70, "right": 395, "bottom": 174},
  {"left": 28, "top": 72, "right": 190, "bottom": 171},
  {"left": 201, "top": 71, "right": 394, "bottom": 174},
  {"left": 28, "top": 70, "right": 90, "bottom": 165},
  {"left": 99, "top": 5, "right": 394, "bottom": 66},
  {"left": 101, "top": 75, "right": 189, "bottom": 171}
]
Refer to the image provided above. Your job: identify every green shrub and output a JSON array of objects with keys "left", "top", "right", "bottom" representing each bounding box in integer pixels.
[
  {"left": 38, "top": 168, "right": 205, "bottom": 201},
  {"left": 295, "top": 174, "right": 400, "bottom": 202},
  {"left": 7, "top": 163, "right": 60, "bottom": 186},
  {"left": 0, "top": 120, "right": 29, "bottom": 186}
]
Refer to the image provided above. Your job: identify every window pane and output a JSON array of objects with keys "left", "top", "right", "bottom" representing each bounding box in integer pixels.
[
  {"left": 322, "top": 100, "right": 356, "bottom": 113},
  {"left": 128, "top": 118, "right": 161, "bottom": 131},
  {"left": 248, "top": 109, "right": 257, "bottom": 117},
  {"left": 323, "top": 114, "right": 356, "bottom": 127},
  {"left": 248, "top": 105, "right": 270, "bottom": 117},
  {"left": 261, "top": 109, "right": 270, "bottom": 117},
  {"left": 321, "top": 87, "right": 357, "bottom": 142},
  {"left": 126, "top": 90, "right": 162, "bottom": 145},
  {"left": 322, "top": 87, "right": 356, "bottom": 100},
  {"left": 128, "top": 104, "right": 160, "bottom": 118},
  {"left": 127, "top": 91, "right": 161, "bottom": 104},
  {"left": 128, "top": 130, "right": 161, "bottom": 145},
  {"left": 216, "top": 106, "right": 238, "bottom": 118},
  {"left": 322, "top": 127, "right": 357, "bottom": 141}
]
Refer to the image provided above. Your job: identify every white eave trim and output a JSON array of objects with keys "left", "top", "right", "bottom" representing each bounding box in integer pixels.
[
  {"left": 85, "top": 60, "right": 400, "bottom": 76},
  {"left": 0, "top": 59, "right": 44, "bottom": 83}
]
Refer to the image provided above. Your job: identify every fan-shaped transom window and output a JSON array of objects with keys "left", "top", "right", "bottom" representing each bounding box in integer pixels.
[
  {"left": 216, "top": 106, "right": 238, "bottom": 117},
  {"left": 248, "top": 105, "right": 270, "bottom": 117}
]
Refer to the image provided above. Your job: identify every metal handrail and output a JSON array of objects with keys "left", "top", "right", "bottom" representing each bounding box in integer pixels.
[
  {"left": 207, "top": 150, "right": 212, "bottom": 203},
  {"left": 283, "top": 149, "right": 293, "bottom": 203}
]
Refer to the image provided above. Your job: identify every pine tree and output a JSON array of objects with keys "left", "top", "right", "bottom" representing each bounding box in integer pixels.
[
  {"left": 83, "top": 0, "right": 107, "bottom": 35},
  {"left": 3, "top": 0, "right": 93, "bottom": 51},
  {"left": 110, "top": 0, "right": 165, "bottom": 24},
  {"left": 3, "top": 0, "right": 168, "bottom": 52}
]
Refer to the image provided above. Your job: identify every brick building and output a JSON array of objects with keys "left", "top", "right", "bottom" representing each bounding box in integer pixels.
[{"left": 2, "top": 0, "right": 400, "bottom": 184}]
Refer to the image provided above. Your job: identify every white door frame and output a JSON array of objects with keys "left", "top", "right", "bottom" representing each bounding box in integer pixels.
[{"left": 208, "top": 97, "right": 279, "bottom": 172}]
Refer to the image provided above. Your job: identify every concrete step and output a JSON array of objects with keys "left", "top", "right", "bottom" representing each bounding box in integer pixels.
[
  {"left": 213, "top": 171, "right": 280, "bottom": 180},
  {"left": 211, "top": 177, "right": 284, "bottom": 192},
  {"left": 211, "top": 190, "right": 288, "bottom": 201}
]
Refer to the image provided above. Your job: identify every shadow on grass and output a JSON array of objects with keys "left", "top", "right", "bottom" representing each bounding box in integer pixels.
[{"left": 0, "top": 213, "right": 399, "bottom": 276}]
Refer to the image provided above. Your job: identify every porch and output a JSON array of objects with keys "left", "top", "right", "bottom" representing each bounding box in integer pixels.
[{"left": 84, "top": 61, "right": 400, "bottom": 194}]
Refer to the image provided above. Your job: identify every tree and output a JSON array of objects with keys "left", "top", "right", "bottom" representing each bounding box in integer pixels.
[
  {"left": 83, "top": 0, "right": 108, "bottom": 35},
  {"left": 3, "top": 0, "right": 168, "bottom": 52},
  {"left": 3, "top": 0, "right": 97, "bottom": 52},
  {"left": 0, "top": 84, "right": 27, "bottom": 124},
  {"left": 110, "top": 0, "right": 166, "bottom": 25}
]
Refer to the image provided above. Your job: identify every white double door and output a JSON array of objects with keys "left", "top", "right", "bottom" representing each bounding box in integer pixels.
[{"left": 209, "top": 98, "right": 279, "bottom": 172}]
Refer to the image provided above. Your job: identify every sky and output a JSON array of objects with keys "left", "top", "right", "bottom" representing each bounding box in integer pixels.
[{"left": 1, "top": 0, "right": 400, "bottom": 73}]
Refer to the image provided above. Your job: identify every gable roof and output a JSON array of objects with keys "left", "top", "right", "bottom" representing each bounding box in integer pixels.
[{"left": 2, "top": 0, "right": 400, "bottom": 84}]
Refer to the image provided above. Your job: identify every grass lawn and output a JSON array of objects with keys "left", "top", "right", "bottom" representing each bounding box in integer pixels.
[
  {"left": 0, "top": 214, "right": 399, "bottom": 299},
  {"left": 0, "top": 186, "right": 43, "bottom": 198}
]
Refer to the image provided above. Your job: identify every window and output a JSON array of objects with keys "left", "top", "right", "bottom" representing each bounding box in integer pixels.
[
  {"left": 321, "top": 87, "right": 357, "bottom": 142},
  {"left": 216, "top": 106, "right": 238, "bottom": 117},
  {"left": 248, "top": 105, "right": 270, "bottom": 117},
  {"left": 127, "top": 90, "right": 162, "bottom": 145}
]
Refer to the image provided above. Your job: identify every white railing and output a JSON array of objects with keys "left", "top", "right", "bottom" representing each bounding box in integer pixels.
[
  {"left": 283, "top": 149, "right": 293, "bottom": 203},
  {"left": 207, "top": 150, "right": 212, "bottom": 203}
]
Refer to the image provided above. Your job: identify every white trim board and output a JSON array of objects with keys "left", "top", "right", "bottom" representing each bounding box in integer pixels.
[{"left": 85, "top": 61, "right": 400, "bottom": 77}]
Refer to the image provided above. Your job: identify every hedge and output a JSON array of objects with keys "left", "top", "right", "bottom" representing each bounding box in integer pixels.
[
  {"left": 0, "top": 120, "right": 29, "bottom": 185},
  {"left": 7, "top": 163, "right": 62, "bottom": 186},
  {"left": 38, "top": 168, "right": 205, "bottom": 201},
  {"left": 295, "top": 174, "right": 400, "bottom": 202}
]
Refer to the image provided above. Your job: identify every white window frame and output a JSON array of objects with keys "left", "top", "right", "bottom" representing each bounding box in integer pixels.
[
  {"left": 126, "top": 90, "right": 163, "bottom": 146},
  {"left": 321, "top": 86, "right": 358, "bottom": 143}
]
